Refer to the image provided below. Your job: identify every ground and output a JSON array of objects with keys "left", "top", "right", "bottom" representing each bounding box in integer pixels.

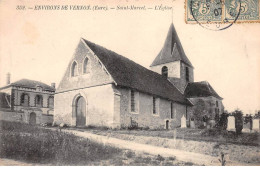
[
  {"left": 1, "top": 121, "right": 259, "bottom": 166},
  {"left": 0, "top": 121, "right": 193, "bottom": 166},
  {"left": 66, "top": 126, "right": 260, "bottom": 165}
]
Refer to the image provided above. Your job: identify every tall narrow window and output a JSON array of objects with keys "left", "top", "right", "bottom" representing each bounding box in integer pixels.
[
  {"left": 162, "top": 66, "right": 168, "bottom": 78},
  {"left": 153, "top": 97, "right": 159, "bottom": 115},
  {"left": 131, "top": 90, "right": 135, "bottom": 112},
  {"left": 185, "top": 67, "right": 189, "bottom": 82},
  {"left": 153, "top": 97, "right": 156, "bottom": 114},
  {"left": 170, "top": 102, "right": 173, "bottom": 119},
  {"left": 83, "top": 57, "right": 88, "bottom": 74},
  {"left": 35, "top": 95, "right": 43, "bottom": 107},
  {"left": 71, "top": 61, "right": 78, "bottom": 77},
  {"left": 21, "top": 93, "right": 29, "bottom": 106},
  {"left": 48, "top": 96, "right": 54, "bottom": 108},
  {"left": 216, "top": 101, "right": 219, "bottom": 107}
]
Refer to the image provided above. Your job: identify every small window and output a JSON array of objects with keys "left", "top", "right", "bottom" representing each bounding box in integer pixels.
[
  {"left": 35, "top": 95, "right": 43, "bottom": 107},
  {"left": 162, "top": 66, "right": 168, "bottom": 78},
  {"left": 48, "top": 96, "right": 54, "bottom": 108},
  {"left": 71, "top": 61, "right": 78, "bottom": 77},
  {"left": 216, "top": 101, "right": 219, "bottom": 107},
  {"left": 131, "top": 90, "right": 135, "bottom": 112},
  {"left": 153, "top": 97, "right": 159, "bottom": 115},
  {"left": 36, "top": 85, "right": 42, "bottom": 92},
  {"left": 185, "top": 67, "right": 189, "bottom": 82},
  {"left": 21, "top": 93, "right": 29, "bottom": 106},
  {"left": 170, "top": 102, "right": 174, "bottom": 119},
  {"left": 83, "top": 57, "right": 89, "bottom": 74},
  {"left": 130, "top": 90, "right": 139, "bottom": 113}
]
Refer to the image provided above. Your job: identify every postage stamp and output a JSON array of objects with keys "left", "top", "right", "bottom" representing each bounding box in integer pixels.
[
  {"left": 185, "top": 0, "right": 260, "bottom": 25},
  {"left": 225, "top": 0, "right": 260, "bottom": 22}
]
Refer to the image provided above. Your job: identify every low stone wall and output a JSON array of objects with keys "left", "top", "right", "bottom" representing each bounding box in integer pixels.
[
  {"left": 41, "top": 114, "right": 53, "bottom": 124},
  {"left": 0, "top": 110, "right": 53, "bottom": 124},
  {"left": 0, "top": 110, "right": 24, "bottom": 123}
]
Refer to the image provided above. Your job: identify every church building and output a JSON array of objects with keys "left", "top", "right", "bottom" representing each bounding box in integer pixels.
[{"left": 54, "top": 23, "right": 223, "bottom": 129}]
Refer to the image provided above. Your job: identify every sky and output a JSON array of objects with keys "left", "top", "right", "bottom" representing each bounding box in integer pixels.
[{"left": 0, "top": 0, "right": 259, "bottom": 114}]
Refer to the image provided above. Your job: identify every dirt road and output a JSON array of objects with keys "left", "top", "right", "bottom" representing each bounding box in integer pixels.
[{"left": 61, "top": 128, "right": 250, "bottom": 166}]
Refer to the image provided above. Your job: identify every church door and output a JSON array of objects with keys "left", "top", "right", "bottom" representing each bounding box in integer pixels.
[
  {"left": 76, "top": 96, "right": 86, "bottom": 126},
  {"left": 29, "top": 112, "right": 36, "bottom": 125}
]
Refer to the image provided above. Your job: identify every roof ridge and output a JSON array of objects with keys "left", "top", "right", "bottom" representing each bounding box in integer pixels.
[
  {"left": 82, "top": 38, "right": 190, "bottom": 104},
  {"left": 83, "top": 38, "right": 173, "bottom": 79}
]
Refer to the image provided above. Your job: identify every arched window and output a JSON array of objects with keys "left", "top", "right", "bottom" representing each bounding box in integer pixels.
[
  {"left": 83, "top": 57, "right": 89, "bottom": 74},
  {"left": 35, "top": 95, "right": 43, "bottom": 107},
  {"left": 48, "top": 96, "right": 54, "bottom": 108},
  {"left": 21, "top": 93, "right": 29, "bottom": 106},
  {"left": 161, "top": 66, "right": 168, "bottom": 78},
  {"left": 71, "top": 61, "right": 78, "bottom": 77}
]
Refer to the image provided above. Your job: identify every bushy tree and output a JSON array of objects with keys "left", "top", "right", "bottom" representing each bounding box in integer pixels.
[
  {"left": 216, "top": 111, "right": 229, "bottom": 130},
  {"left": 233, "top": 109, "right": 243, "bottom": 134},
  {"left": 192, "top": 99, "right": 207, "bottom": 126}
]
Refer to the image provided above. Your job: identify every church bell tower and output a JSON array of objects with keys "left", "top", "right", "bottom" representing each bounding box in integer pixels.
[{"left": 150, "top": 23, "right": 194, "bottom": 92}]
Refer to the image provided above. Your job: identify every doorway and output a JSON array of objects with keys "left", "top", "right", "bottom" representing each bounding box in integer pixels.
[
  {"left": 166, "top": 120, "right": 169, "bottom": 130},
  {"left": 76, "top": 96, "right": 86, "bottom": 126}
]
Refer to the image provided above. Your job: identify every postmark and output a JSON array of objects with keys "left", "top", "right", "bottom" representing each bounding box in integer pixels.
[{"left": 185, "top": 0, "right": 260, "bottom": 27}]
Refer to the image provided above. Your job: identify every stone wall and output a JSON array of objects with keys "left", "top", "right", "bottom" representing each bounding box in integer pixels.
[
  {"left": 150, "top": 61, "right": 194, "bottom": 93},
  {"left": 150, "top": 61, "right": 181, "bottom": 78},
  {"left": 54, "top": 84, "right": 116, "bottom": 127},
  {"left": 56, "top": 39, "right": 113, "bottom": 93},
  {"left": 117, "top": 86, "right": 191, "bottom": 129},
  {"left": 170, "top": 62, "right": 194, "bottom": 92},
  {"left": 0, "top": 109, "right": 52, "bottom": 124}
]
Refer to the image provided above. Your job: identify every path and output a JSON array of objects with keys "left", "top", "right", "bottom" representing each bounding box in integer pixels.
[
  {"left": 0, "top": 158, "right": 34, "bottom": 166},
  {"left": 61, "top": 128, "right": 249, "bottom": 166}
]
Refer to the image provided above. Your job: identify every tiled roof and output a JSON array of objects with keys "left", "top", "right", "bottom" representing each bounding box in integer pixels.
[
  {"left": 0, "top": 79, "right": 55, "bottom": 92},
  {"left": 83, "top": 39, "right": 192, "bottom": 105},
  {"left": 184, "top": 81, "right": 222, "bottom": 99},
  {"left": 150, "top": 23, "right": 193, "bottom": 67}
]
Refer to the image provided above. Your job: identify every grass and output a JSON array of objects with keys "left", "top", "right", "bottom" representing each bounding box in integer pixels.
[
  {"left": 78, "top": 127, "right": 260, "bottom": 164},
  {"left": 0, "top": 121, "right": 192, "bottom": 166},
  {"left": 0, "top": 121, "right": 122, "bottom": 165},
  {"left": 86, "top": 127, "right": 260, "bottom": 146}
]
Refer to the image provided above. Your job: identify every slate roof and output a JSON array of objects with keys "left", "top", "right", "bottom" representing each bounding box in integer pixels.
[
  {"left": 0, "top": 79, "right": 55, "bottom": 92},
  {"left": 83, "top": 39, "right": 192, "bottom": 105},
  {"left": 150, "top": 23, "right": 193, "bottom": 67},
  {"left": 184, "top": 81, "right": 222, "bottom": 99}
]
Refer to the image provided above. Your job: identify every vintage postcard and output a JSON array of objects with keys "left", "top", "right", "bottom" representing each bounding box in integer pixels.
[{"left": 0, "top": 0, "right": 259, "bottom": 166}]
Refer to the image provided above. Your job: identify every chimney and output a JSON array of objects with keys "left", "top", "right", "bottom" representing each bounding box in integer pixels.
[
  {"left": 6, "top": 73, "right": 10, "bottom": 85},
  {"left": 51, "top": 83, "right": 55, "bottom": 88}
]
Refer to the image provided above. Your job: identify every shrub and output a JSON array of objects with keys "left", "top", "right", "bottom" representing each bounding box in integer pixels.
[
  {"left": 124, "top": 150, "right": 135, "bottom": 158},
  {"left": 156, "top": 154, "right": 165, "bottom": 161},
  {"left": 216, "top": 112, "right": 229, "bottom": 130},
  {"left": 234, "top": 110, "right": 243, "bottom": 135}
]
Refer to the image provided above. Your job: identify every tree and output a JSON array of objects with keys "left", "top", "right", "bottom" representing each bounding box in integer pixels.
[
  {"left": 193, "top": 99, "right": 207, "bottom": 126},
  {"left": 233, "top": 109, "right": 243, "bottom": 134},
  {"left": 216, "top": 111, "right": 229, "bottom": 130}
]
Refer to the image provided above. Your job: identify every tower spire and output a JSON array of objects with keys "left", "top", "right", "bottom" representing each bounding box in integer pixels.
[{"left": 150, "top": 23, "right": 193, "bottom": 68}]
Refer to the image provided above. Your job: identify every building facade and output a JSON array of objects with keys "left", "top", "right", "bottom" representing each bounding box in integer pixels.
[
  {"left": 0, "top": 76, "right": 55, "bottom": 125},
  {"left": 54, "top": 23, "right": 223, "bottom": 129}
]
